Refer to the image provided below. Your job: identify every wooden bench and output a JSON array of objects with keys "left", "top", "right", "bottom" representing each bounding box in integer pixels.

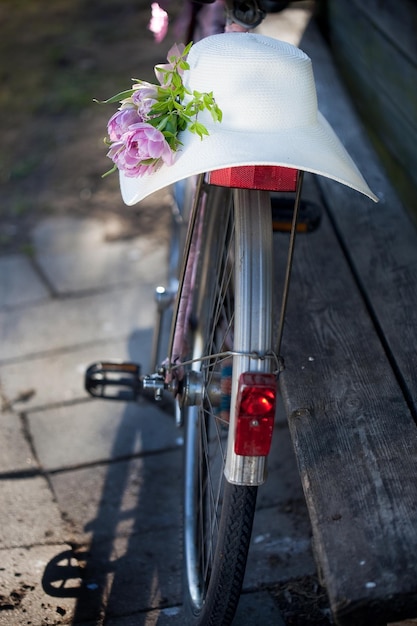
[{"left": 276, "top": 23, "right": 417, "bottom": 626}]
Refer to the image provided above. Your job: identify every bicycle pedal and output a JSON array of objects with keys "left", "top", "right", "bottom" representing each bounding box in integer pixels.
[
  {"left": 85, "top": 361, "right": 142, "bottom": 402},
  {"left": 271, "top": 197, "right": 321, "bottom": 233}
]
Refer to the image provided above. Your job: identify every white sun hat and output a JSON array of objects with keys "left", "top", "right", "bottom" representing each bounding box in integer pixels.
[{"left": 120, "top": 32, "right": 378, "bottom": 205}]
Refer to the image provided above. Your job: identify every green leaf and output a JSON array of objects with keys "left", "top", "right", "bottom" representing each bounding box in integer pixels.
[
  {"left": 211, "top": 105, "right": 223, "bottom": 123},
  {"left": 189, "top": 121, "right": 209, "bottom": 139},
  {"left": 171, "top": 73, "right": 182, "bottom": 89},
  {"left": 140, "top": 158, "right": 159, "bottom": 165},
  {"left": 150, "top": 101, "right": 171, "bottom": 113},
  {"left": 93, "top": 89, "right": 134, "bottom": 105},
  {"left": 183, "top": 102, "right": 195, "bottom": 116}
]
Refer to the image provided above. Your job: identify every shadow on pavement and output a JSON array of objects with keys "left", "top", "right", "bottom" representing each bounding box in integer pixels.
[{"left": 41, "top": 330, "right": 183, "bottom": 625}]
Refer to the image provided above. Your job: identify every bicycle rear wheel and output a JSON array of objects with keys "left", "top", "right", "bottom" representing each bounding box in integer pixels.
[{"left": 176, "top": 182, "right": 274, "bottom": 625}]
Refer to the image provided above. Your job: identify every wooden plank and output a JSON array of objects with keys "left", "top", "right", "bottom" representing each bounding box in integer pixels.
[
  {"left": 301, "top": 23, "right": 417, "bottom": 411},
  {"left": 349, "top": 0, "right": 417, "bottom": 66},
  {"left": 276, "top": 182, "right": 417, "bottom": 625},
  {"left": 329, "top": 0, "right": 417, "bottom": 127},
  {"left": 326, "top": 0, "right": 417, "bottom": 188},
  {"left": 327, "top": 0, "right": 417, "bottom": 127}
]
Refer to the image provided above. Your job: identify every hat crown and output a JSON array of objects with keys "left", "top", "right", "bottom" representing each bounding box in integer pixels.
[{"left": 184, "top": 33, "right": 318, "bottom": 132}]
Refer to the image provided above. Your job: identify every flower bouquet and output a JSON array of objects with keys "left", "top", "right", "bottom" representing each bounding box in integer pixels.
[{"left": 98, "top": 43, "right": 222, "bottom": 178}]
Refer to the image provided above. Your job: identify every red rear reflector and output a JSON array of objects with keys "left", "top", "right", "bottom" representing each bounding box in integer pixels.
[
  {"left": 208, "top": 166, "right": 298, "bottom": 192},
  {"left": 234, "top": 372, "right": 277, "bottom": 456}
]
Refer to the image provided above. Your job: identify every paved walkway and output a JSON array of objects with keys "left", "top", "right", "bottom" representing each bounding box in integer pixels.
[{"left": 0, "top": 191, "right": 317, "bottom": 626}]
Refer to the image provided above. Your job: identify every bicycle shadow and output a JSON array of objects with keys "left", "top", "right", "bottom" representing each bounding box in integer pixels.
[{"left": 42, "top": 328, "right": 184, "bottom": 624}]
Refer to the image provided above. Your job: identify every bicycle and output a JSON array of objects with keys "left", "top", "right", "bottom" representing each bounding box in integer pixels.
[{"left": 85, "top": 1, "right": 377, "bottom": 624}]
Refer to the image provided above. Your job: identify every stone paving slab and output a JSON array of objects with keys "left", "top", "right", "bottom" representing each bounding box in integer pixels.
[
  {"left": 105, "top": 607, "right": 183, "bottom": 626},
  {"left": 49, "top": 449, "right": 182, "bottom": 544},
  {"left": 104, "top": 591, "right": 285, "bottom": 625},
  {"left": 0, "top": 475, "right": 65, "bottom": 549},
  {"left": 102, "top": 529, "right": 182, "bottom": 611},
  {"left": 0, "top": 330, "right": 154, "bottom": 411},
  {"left": 61, "top": 527, "right": 182, "bottom": 622},
  {"left": 27, "top": 399, "right": 180, "bottom": 471},
  {"left": 0, "top": 283, "right": 157, "bottom": 363},
  {"left": 256, "top": 420, "right": 304, "bottom": 507},
  {"left": 32, "top": 217, "right": 117, "bottom": 255},
  {"left": 32, "top": 216, "right": 167, "bottom": 295},
  {"left": 246, "top": 507, "right": 314, "bottom": 588},
  {"left": 0, "top": 254, "right": 50, "bottom": 310},
  {"left": 245, "top": 425, "right": 316, "bottom": 588},
  {"left": 0, "top": 411, "right": 37, "bottom": 473}
]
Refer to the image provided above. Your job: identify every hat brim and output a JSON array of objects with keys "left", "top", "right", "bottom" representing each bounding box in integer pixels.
[{"left": 120, "top": 111, "right": 378, "bottom": 205}]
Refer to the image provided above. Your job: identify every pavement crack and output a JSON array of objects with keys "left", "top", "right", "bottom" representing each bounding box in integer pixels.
[
  {"left": 45, "top": 444, "right": 182, "bottom": 477},
  {"left": 19, "top": 411, "right": 60, "bottom": 502},
  {"left": 20, "top": 412, "right": 41, "bottom": 467},
  {"left": 29, "top": 254, "right": 59, "bottom": 298},
  {"left": 0, "top": 444, "right": 181, "bottom": 481},
  {"left": 0, "top": 382, "right": 12, "bottom": 413}
]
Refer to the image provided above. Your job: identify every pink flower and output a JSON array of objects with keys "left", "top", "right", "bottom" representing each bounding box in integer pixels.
[
  {"left": 107, "top": 140, "right": 132, "bottom": 171},
  {"left": 107, "top": 122, "right": 174, "bottom": 177},
  {"left": 107, "top": 108, "right": 140, "bottom": 141},
  {"left": 148, "top": 3, "right": 169, "bottom": 43},
  {"left": 125, "top": 122, "right": 174, "bottom": 163},
  {"left": 107, "top": 142, "right": 152, "bottom": 177},
  {"left": 131, "top": 82, "right": 159, "bottom": 118}
]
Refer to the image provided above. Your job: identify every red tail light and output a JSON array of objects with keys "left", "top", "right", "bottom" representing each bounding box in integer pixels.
[
  {"left": 234, "top": 372, "right": 277, "bottom": 456},
  {"left": 208, "top": 165, "right": 298, "bottom": 192}
]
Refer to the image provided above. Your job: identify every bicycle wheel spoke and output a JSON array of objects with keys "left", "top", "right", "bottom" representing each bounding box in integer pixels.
[{"left": 197, "top": 404, "right": 225, "bottom": 583}]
